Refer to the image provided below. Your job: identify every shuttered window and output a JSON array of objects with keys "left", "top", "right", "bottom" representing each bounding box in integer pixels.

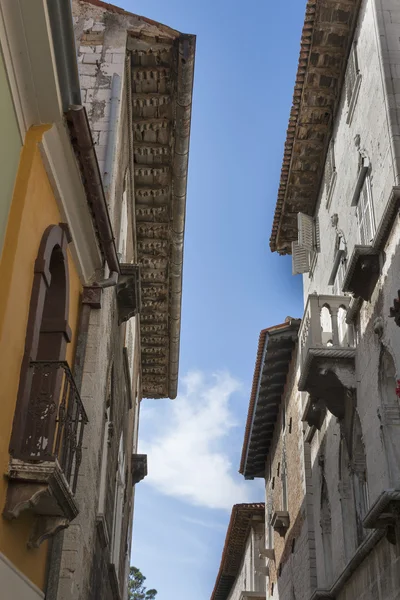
[
  {"left": 292, "top": 213, "right": 319, "bottom": 275},
  {"left": 346, "top": 44, "right": 359, "bottom": 105},
  {"left": 345, "top": 42, "right": 362, "bottom": 124}
]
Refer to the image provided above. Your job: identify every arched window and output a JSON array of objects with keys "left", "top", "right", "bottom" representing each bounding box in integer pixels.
[
  {"left": 379, "top": 348, "right": 400, "bottom": 487},
  {"left": 10, "top": 225, "right": 71, "bottom": 462},
  {"left": 98, "top": 364, "right": 114, "bottom": 522},
  {"left": 111, "top": 434, "right": 126, "bottom": 575},
  {"left": 320, "top": 477, "right": 333, "bottom": 586},
  {"left": 320, "top": 305, "right": 333, "bottom": 346},
  {"left": 338, "top": 436, "right": 358, "bottom": 562},
  {"left": 351, "top": 411, "right": 368, "bottom": 544},
  {"left": 118, "top": 170, "right": 129, "bottom": 263}
]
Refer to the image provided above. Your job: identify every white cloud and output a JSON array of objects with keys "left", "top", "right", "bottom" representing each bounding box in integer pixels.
[
  {"left": 139, "top": 370, "right": 251, "bottom": 510},
  {"left": 182, "top": 516, "right": 226, "bottom": 531}
]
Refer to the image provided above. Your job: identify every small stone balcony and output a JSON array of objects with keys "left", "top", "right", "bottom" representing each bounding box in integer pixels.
[
  {"left": 4, "top": 360, "right": 88, "bottom": 548},
  {"left": 298, "top": 295, "right": 356, "bottom": 424}
]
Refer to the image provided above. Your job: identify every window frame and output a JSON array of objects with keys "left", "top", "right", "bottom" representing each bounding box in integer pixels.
[
  {"left": 325, "top": 138, "right": 337, "bottom": 209},
  {"left": 356, "top": 174, "right": 376, "bottom": 246},
  {"left": 345, "top": 41, "right": 362, "bottom": 124}
]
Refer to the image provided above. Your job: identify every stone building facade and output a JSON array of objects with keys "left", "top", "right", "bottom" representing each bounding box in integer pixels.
[
  {"left": 211, "top": 504, "right": 266, "bottom": 600},
  {"left": 44, "top": 2, "right": 196, "bottom": 600},
  {"left": 240, "top": 321, "right": 318, "bottom": 600},
  {"left": 249, "top": 0, "right": 400, "bottom": 599},
  {"left": 0, "top": 1, "right": 105, "bottom": 598}
]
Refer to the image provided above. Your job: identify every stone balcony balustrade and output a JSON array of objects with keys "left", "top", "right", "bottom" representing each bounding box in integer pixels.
[{"left": 298, "top": 294, "right": 356, "bottom": 427}]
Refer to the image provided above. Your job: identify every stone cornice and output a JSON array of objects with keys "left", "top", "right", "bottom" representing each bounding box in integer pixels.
[
  {"left": 270, "top": 0, "right": 361, "bottom": 255},
  {"left": 130, "top": 31, "right": 196, "bottom": 399},
  {"left": 77, "top": 1, "right": 195, "bottom": 400}
]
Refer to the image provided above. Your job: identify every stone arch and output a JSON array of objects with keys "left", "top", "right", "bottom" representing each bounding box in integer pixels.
[
  {"left": 320, "top": 304, "right": 333, "bottom": 346},
  {"left": 378, "top": 346, "right": 400, "bottom": 486},
  {"left": 10, "top": 224, "right": 71, "bottom": 459}
]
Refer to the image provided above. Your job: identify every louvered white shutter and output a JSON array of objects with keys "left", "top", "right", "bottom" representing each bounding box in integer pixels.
[
  {"left": 314, "top": 217, "right": 320, "bottom": 252},
  {"left": 297, "top": 212, "right": 314, "bottom": 250},
  {"left": 292, "top": 241, "right": 311, "bottom": 275}
]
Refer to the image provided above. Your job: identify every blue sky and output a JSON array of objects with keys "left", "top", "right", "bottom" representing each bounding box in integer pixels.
[{"left": 120, "top": 0, "right": 307, "bottom": 598}]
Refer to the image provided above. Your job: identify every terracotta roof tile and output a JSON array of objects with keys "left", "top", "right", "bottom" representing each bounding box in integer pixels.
[
  {"left": 269, "top": 0, "right": 361, "bottom": 254},
  {"left": 239, "top": 319, "right": 300, "bottom": 478}
]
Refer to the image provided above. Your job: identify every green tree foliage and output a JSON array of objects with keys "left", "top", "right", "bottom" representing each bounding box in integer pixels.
[{"left": 128, "top": 566, "right": 157, "bottom": 600}]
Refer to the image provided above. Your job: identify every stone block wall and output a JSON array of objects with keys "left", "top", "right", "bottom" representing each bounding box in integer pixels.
[
  {"left": 296, "top": 1, "right": 400, "bottom": 598},
  {"left": 303, "top": 0, "right": 393, "bottom": 303},
  {"left": 264, "top": 350, "right": 316, "bottom": 600},
  {"left": 51, "top": 4, "right": 142, "bottom": 600}
]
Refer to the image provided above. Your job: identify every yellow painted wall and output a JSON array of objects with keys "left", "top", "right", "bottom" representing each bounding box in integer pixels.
[{"left": 0, "top": 126, "right": 81, "bottom": 590}]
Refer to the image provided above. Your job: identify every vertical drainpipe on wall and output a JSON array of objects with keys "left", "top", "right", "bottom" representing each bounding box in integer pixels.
[
  {"left": 103, "top": 73, "right": 121, "bottom": 199},
  {"left": 44, "top": 1, "right": 81, "bottom": 595},
  {"left": 44, "top": 3, "right": 117, "bottom": 598},
  {"left": 94, "top": 72, "right": 121, "bottom": 286}
]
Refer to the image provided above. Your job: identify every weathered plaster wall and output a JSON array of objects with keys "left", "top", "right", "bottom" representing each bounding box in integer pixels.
[
  {"left": 72, "top": 0, "right": 127, "bottom": 210},
  {"left": 0, "top": 126, "right": 81, "bottom": 591}
]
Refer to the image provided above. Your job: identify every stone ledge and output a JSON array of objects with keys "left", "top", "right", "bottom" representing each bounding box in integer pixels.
[{"left": 3, "top": 458, "right": 79, "bottom": 548}]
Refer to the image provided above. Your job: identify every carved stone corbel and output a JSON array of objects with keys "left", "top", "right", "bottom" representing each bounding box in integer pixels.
[
  {"left": 3, "top": 482, "right": 49, "bottom": 520},
  {"left": 3, "top": 458, "right": 79, "bottom": 547},
  {"left": 28, "top": 516, "right": 69, "bottom": 549},
  {"left": 132, "top": 454, "right": 148, "bottom": 485},
  {"left": 116, "top": 264, "right": 141, "bottom": 324},
  {"left": 303, "top": 397, "right": 326, "bottom": 430}
]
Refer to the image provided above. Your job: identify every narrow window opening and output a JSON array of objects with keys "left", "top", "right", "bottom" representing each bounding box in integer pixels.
[{"left": 356, "top": 175, "right": 375, "bottom": 245}]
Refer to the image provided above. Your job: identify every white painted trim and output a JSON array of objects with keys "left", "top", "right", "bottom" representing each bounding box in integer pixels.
[
  {"left": 0, "top": 0, "right": 62, "bottom": 132},
  {"left": 40, "top": 123, "right": 102, "bottom": 283},
  {"left": 0, "top": 8, "right": 25, "bottom": 139},
  {"left": 0, "top": 552, "right": 44, "bottom": 599}
]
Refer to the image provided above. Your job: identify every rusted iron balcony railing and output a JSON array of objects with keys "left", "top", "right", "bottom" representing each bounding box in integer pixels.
[
  {"left": 4, "top": 360, "right": 88, "bottom": 547},
  {"left": 18, "top": 360, "right": 88, "bottom": 494},
  {"left": 299, "top": 295, "right": 356, "bottom": 422}
]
